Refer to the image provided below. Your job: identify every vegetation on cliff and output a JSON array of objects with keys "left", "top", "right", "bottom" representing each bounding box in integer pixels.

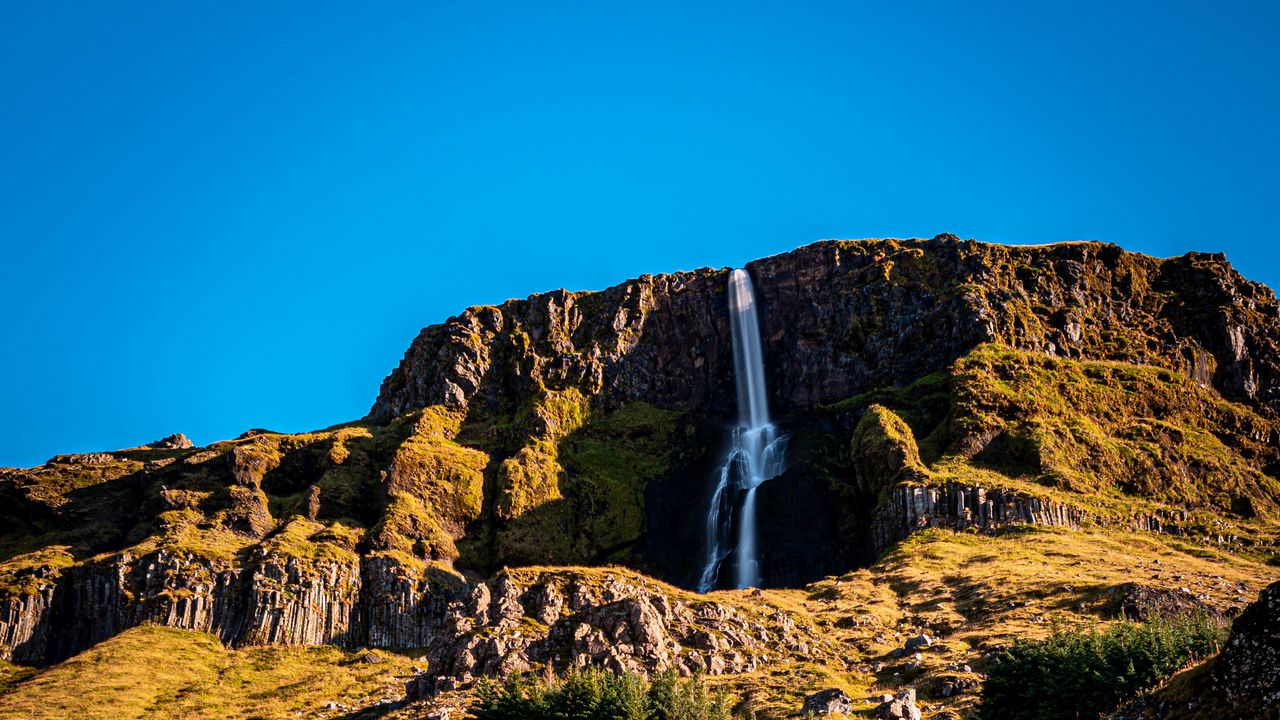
[{"left": 1, "top": 238, "right": 1279, "bottom": 717}]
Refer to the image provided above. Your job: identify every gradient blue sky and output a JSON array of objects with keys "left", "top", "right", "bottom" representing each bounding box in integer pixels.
[{"left": 2, "top": 1, "right": 1278, "bottom": 467}]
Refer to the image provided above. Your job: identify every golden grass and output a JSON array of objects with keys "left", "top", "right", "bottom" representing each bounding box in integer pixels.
[
  {"left": 0, "top": 626, "right": 415, "bottom": 720},
  {"left": 700, "top": 526, "right": 1277, "bottom": 719}
]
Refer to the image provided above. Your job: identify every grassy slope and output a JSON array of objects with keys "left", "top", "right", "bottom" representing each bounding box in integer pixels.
[
  {"left": 0, "top": 625, "right": 415, "bottom": 720},
  {"left": 720, "top": 526, "right": 1276, "bottom": 719}
]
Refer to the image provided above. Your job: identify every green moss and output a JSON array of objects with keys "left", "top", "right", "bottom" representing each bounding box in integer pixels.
[
  {"left": 494, "top": 389, "right": 590, "bottom": 521},
  {"left": 849, "top": 405, "right": 929, "bottom": 502},
  {"left": 488, "top": 400, "right": 683, "bottom": 567},
  {"left": 261, "top": 517, "right": 361, "bottom": 566},
  {"left": 949, "top": 344, "right": 1280, "bottom": 517},
  {"left": 372, "top": 491, "right": 463, "bottom": 562},
  {"left": 0, "top": 546, "right": 74, "bottom": 599}
]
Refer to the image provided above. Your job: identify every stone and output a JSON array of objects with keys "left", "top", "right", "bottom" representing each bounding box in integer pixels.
[
  {"left": 148, "top": 433, "right": 193, "bottom": 450},
  {"left": 876, "top": 688, "right": 921, "bottom": 720},
  {"left": 1113, "top": 583, "right": 1224, "bottom": 622},
  {"left": 801, "top": 687, "right": 853, "bottom": 715},
  {"left": 904, "top": 633, "right": 934, "bottom": 651}
]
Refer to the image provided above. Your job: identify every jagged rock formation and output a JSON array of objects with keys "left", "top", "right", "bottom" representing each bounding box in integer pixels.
[
  {"left": 0, "top": 540, "right": 471, "bottom": 663},
  {"left": 870, "top": 483, "right": 1090, "bottom": 553},
  {"left": 408, "top": 567, "right": 825, "bottom": 698},
  {"left": 371, "top": 237, "right": 1280, "bottom": 423}
]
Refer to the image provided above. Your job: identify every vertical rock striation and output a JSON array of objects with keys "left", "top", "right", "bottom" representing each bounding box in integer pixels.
[{"left": 870, "top": 484, "right": 1091, "bottom": 553}]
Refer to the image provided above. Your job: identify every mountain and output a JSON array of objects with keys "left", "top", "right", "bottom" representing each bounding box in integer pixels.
[{"left": 1, "top": 236, "right": 1278, "bottom": 719}]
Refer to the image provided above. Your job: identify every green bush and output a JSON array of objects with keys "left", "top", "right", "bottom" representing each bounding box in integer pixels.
[
  {"left": 977, "top": 613, "right": 1227, "bottom": 720},
  {"left": 468, "top": 668, "right": 737, "bottom": 720}
]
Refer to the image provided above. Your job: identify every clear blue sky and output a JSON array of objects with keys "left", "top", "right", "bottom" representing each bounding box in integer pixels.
[{"left": 2, "top": 1, "right": 1278, "bottom": 467}]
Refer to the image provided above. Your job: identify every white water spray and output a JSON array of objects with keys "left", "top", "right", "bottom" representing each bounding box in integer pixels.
[{"left": 697, "top": 269, "right": 785, "bottom": 592}]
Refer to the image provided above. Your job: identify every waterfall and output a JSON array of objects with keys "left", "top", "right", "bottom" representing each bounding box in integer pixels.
[{"left": 697, "top": 269, "right": 786, "bottom": 592}]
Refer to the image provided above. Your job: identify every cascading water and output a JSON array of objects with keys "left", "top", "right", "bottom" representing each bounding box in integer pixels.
[{"left": 697, "top": 269, "right": 786, "bottom": 592}]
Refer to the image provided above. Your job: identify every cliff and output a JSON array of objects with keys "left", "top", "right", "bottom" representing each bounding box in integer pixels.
[
  {"left": 2, "top": 236, "right": 1279, "bottom": 718},
  {"left": 371, "top": 236, "right": 1280, "bottom": 422}
]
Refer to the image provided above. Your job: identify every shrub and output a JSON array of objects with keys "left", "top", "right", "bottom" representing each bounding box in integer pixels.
[
  {"left": 469, "top": 668, "right": 736, "bottom": 720},
  {"left": 976, "top": 613, "right": 1228, "bottom": 720}
]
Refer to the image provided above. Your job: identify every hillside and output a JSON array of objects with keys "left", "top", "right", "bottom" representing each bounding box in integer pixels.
[{"left": 2, "top": 236, "right": 1278, "bottom": 719}]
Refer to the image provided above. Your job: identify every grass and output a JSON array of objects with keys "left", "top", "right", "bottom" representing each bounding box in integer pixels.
[
  {"left": 0, "top": 546, "right": 74, "bottom": 599},
  {"left": 0, "top": 625, "right": 415, "bottom": 720}
]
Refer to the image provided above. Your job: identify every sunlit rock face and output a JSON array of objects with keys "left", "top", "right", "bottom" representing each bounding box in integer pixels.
[
  {"left": 365, "top": 235, "right": 1280, "bottom": 589},
  {"left": 6, "top": 236, "right": 1280, "bottom": 669},
  {"left": 370, "top": 236, "right": 1280, "bottom": 425}
]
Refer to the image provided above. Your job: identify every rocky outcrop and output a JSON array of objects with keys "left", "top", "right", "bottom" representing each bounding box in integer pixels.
[
  {"left": 851, "top": 405, "right": 930, "bottom": 498},
  {"left": 0, "top": 548, "right": 471, "bottom": 663},
  {"left": 146, "top": 434, "right": 193, "bottom": 450},
  {"left": 0, "top": 579, "right": 56, "bottom": 663},
  {"left": 408, "top": 569, "right": 820, "bottom": 697},
  {"left": 802, "top": 688, "right": 854, "bottom": 715},
  {"left": 1211, "top": 579, "right": 1280, "bottom": 713},
  {"left": 1112, "top": 583, "right": 1225, "bottom": 622},
  {"left": 370, "top": 238, "right": 1280, "bottom": 424},
  {"left": 238, "top": 554, "right": 362, "bottom": 646},
  {"left": 361, "top": 556, "right": 466, "bottom": 649},
  {"left": 876, "top": 688, "right": 922, "bottom": 720},
  {"left": 870, "top": 483, "right": 1090, "bottom": 553}
]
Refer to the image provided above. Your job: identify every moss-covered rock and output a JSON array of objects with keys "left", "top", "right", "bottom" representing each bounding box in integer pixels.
[{"left": 850, "top": 405, "right": 931, "bottom": 500}]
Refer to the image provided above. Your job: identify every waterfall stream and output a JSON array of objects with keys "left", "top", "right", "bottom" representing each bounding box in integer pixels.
[{"left": 696, "top": 269, "right": 786, "bottom": 592}]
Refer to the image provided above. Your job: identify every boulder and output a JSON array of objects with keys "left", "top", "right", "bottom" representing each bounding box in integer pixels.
[
  {"left": 1114, "top": 583, "right": 1224, "bottom": 622},
  {"left": 801, "top": 688, "right": 853, "bottom": 715},
  {"left": 148, "top": 433, "right": 193, "bottom": 450},
  {"left": 876, "top": 688, "right": 921, "bottom": 720},
  {"left": 904, "top": 633, "right": 935, "bottom": 651}
]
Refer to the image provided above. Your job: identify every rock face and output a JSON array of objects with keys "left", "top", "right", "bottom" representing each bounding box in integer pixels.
[
  {"left": 0, "top": 580, "right": 55, "bottom": 664},
  {"left": 870, "top": 483, "right": 1090, "bottom": 553},
  {"left": 0, "top": 547, "right": 468, "bottom": 663},
  {"left": 408, "top": 568, "right": 823, "bottom": 697},
  {"left": 5, "top": 236, "right": 1280, "bottom": 668},
  {"left": 1212, "top": 579, "right": 1280, "bottom": 713},
  {"left": 370, "top": 238, "right": 1280, "bottom": 423}
]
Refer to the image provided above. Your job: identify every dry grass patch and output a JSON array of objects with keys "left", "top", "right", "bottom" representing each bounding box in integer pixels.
[{"left": 0, "top": 626, "right": 415, "bottom": 720}]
